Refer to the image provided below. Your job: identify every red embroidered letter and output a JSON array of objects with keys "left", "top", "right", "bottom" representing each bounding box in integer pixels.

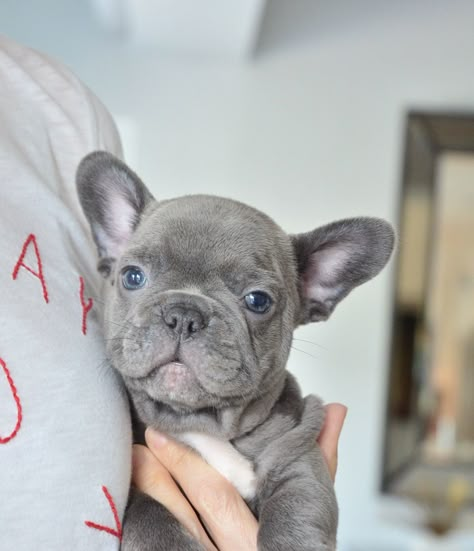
[
  {"left": 12, "top": 234, "right": 49, "bottom": 303},
  {"left": 0, "top": 358, "right": 23, "bottom": 444},
  {"left": 85, "top": 486, "right": 122, "bottom": 541},
  {"left": 79, "top": 276, "right": 93, "bottom": 335}
]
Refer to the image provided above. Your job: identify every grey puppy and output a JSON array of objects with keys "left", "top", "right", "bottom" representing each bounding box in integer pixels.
[{"left": 77, "top": 151, "right": 394, "bottom": 551}]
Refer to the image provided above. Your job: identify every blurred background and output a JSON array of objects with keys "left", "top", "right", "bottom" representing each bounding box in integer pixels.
[{"left": 3, "top": 1, "right": 474, "bottom": 549}]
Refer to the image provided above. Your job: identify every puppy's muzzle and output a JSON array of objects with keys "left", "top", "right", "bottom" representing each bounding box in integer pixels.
[
  {"left": 157, "top": 291, "right": 212, "bottom": 341},
  {"left": 163, "top": 303, "right": 207, "bottom": 339}
]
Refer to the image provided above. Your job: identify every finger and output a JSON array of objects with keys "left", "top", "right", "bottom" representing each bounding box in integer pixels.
[
  {"left": 145, "top": 428, "right": 259, "bottom": 551},
  {"left": 318, "top": 403, "right": 347, "bottom": 481},
  {"left": 132, "top": 444, "right": 217, "bottom": 551}
]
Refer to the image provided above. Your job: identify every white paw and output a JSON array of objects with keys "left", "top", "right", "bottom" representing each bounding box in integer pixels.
[
  {"left": 180, "top": 431, "right": 258, "bottom": 500},
  {"left": 219, "top": 454, "right": 258, "bottom": 500}
]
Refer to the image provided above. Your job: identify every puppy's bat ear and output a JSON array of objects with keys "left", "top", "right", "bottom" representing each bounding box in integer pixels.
[
  {"left": 76, "top": 151, "right": 154, "bottom": 274},
  {"left": 291, "top": 217, "right": 395, "bottom": 323}
]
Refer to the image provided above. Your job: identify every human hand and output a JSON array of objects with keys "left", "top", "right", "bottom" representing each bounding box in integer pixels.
[
  {"left": 131, "top": 403, "right": 347, "bottom": 551},
  {"left": 318, "top": 402, "right": 348, "bottom": 480}
]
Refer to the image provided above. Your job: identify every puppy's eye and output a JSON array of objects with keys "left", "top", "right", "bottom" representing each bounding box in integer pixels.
[
  {"left": 122, "top": 266, "right": 147, "bottom": 290},
  {"left": 244, "top": 291, "right": 272, "bottom": 314}
]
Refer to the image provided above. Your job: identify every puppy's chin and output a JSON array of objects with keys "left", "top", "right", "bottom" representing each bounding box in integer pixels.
[
  {"left": 133, "top": 361, "right": 204, "bottom": 408},
  {"left": 124, "top": 361, "right": 251, "bottom": 412},
  {"left": 125, "top": 362, "right": 219, "bottom": 411}
]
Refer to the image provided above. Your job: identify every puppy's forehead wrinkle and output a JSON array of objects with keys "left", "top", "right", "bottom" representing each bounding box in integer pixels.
[{"left": 137, "top": 195, "right": 291, "bottom": 255}]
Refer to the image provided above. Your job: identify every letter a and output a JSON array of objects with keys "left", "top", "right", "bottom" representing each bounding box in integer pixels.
[{"left": 12, "top": 234, "right": 49, "bottom": 303}]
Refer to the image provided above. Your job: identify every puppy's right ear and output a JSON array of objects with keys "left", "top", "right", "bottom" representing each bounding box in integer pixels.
[{"left": 76, "top": 151, "right": 154, "bottom": 276}]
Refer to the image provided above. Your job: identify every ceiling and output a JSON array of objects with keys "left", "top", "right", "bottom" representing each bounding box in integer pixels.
[{"left": 90, "top": 0, "right": 267, "bottom": 57}]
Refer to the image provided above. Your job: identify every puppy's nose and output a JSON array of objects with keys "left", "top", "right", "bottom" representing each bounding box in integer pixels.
[{"left": 162, "top": 304, "right": 206, "bottom": 339}]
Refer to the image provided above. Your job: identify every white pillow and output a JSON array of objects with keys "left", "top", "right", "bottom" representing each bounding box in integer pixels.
[{"left": 0, "top": 36, "right": 131, "bottom": 550}]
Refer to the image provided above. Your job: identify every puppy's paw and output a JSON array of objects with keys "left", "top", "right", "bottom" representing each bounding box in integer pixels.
[
  {"left": 219, "top": 452, "right": 258, "bottom": 500},
  {"left": 180, "top": 431, "right": 258, "bottom": 500}
]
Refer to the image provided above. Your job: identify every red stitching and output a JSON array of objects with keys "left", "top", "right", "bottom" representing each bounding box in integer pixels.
[
  {"left": 12, "top": 234, "right": 49, "bottom": 303},
  {"left": 79, "top": 276, "right": 93, "bottom": 335},
  {"left": 84, "top": 485, "right": 122, "bottom": 541},
  {"left": 0, "top": 358, "right": 23, "bottom": 444}
]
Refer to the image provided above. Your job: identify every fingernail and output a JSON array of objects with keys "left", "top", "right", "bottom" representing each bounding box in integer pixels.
[{"left": 145, "top": 427, "right": 168, "bottom": 449}]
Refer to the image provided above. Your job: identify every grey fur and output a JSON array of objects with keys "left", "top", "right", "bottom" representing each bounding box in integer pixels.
[{"left": 76, "top": 151, "right": 395, "bottom": 550}]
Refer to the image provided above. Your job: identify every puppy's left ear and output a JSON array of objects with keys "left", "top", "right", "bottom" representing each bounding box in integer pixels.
[
  {"left": 76, "top": 151, "right": 154, "bottom": 274},
  {"left": 292, "top": 217, "right": 395, "bottom": 323}
]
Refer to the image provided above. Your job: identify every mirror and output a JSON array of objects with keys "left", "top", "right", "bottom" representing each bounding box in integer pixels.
[{"left": 382, "top": 113, "right": 474, "bottom": 534}]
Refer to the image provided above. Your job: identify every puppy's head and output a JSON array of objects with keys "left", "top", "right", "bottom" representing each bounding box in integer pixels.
[{"left": 77, "top": 152, "right": 394, "bottom": 415}]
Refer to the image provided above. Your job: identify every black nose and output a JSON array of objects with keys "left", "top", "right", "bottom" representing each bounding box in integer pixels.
[{"left": 162, "top": 304, "right": 206, "bottom": 339}]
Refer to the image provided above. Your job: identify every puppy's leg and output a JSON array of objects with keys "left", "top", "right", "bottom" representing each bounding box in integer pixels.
[
  {"left": 257, "top": 447, "right": 337, "bottom": 551},
  {"left": 122, "top": 489, "right": 206, "bottom": 551}
]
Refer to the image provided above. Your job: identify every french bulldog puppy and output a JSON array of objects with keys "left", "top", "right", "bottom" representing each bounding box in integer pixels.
[{"left": 77, "top": 151, "right": 395, "bottom": 551}]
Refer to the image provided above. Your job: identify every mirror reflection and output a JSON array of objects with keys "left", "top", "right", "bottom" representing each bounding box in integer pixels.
[{"left": 384, "top": 115, "right": 474, "bottom": 534}]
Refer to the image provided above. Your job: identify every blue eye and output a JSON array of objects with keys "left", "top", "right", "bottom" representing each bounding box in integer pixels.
[
  {"left": 122, "top": 266, "right": 147, "bottom": 290},
  {"left": 244, "top": 291, "right": 272, "bottom": 314}
]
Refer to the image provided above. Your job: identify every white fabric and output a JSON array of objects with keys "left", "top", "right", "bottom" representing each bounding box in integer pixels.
[{"left": 0, "top": 35, "right": 131, "bottom": 550}]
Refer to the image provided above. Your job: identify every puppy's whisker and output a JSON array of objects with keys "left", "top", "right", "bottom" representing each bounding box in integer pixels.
[
  {"left": 292, "top": 338, "right": 328, "bottom": 351},
  {"left": 102, "top": 316, "right": 142, "bottom": 333},
  {"left": 101, "top": 320, "right": 130, "bottom": 333},
  {"left": 88, "top": 294, "right": 107, "bottom": 305},
  {"left": 290, "top": 346, "right": 319, "bottom": 361},
  {"left": 103, "top": 337, "right": 150, "bottom": 345}
]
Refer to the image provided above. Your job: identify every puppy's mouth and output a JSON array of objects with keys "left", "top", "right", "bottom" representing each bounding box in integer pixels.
[
  {"left": 128, "top": 357, "right": 204, "bottom": 407},
  {"left": 134, "top": 360, "right": 187, "bottom": 382},
  {"left": 158, "top": 361, "right": 194, "bottom": 385}
]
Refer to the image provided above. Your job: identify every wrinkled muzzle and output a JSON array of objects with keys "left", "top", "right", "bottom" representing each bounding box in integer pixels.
[{"left": 110, "top": 290, "right": 259, "bottom": 410}]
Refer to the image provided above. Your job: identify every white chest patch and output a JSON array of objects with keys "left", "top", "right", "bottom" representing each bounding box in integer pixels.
[{"left": 179, "top": 432, "right": 258, "bottom": 500}]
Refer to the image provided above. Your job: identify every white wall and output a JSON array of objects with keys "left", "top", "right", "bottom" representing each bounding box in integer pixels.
[{"left": 3, "top": 1, "right": 474, "bottom": 548}]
